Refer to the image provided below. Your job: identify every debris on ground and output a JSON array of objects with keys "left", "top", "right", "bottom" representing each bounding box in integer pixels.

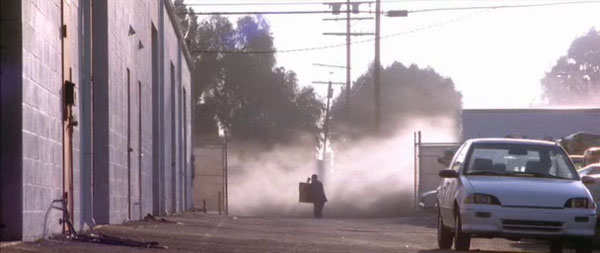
[
  {"left": 74, "top": 233, "right": 167, "bottom": 249},
  {"left": 143, "top": 213, "right": 173, "bottom": 223}
]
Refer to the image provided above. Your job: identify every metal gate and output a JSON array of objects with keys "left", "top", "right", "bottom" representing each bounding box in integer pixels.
[
  {"left": 193, "top": 140, "right": 228, "bottom": 214},
  {"left": 413, "top": 132, "right": 460, "bottom": 209}
]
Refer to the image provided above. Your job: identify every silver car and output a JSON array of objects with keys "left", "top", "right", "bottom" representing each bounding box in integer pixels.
[{"left": 437, "top": 138, "right": 596, "bottom": 252}]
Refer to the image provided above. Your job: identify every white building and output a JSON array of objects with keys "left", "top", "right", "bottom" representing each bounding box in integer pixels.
[
  {"left": 1, "top": 0, "right": 193, "bottom": 241},
  {"left": 461, "top": 108, "right": 600, "bottom": 141}
]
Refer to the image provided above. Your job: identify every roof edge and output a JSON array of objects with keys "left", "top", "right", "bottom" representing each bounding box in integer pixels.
[{"left": 164, "top": 0, "right": 194, "bottom": 69}]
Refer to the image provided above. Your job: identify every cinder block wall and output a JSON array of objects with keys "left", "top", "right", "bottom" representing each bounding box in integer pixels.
[
  {"left": 163, "top": 12, "right": 178, "bottom": 215},
  {"left": 161, "top": 0, "right": 192, "bottom": 215},
  {"left": 106, "top": 0, "right": 149, "bottom": 224},
  {"left": 1, "top": 0, "right": 24, "bottom": 241},
  {"left": 20, "top": 0, "right": 77, "bottom": 241},
  {"left": 2, "top": 0, "right": 193, "bottom": 241},
  {"left": 100, "top": 0, "right": 192, "bottom": 223}
]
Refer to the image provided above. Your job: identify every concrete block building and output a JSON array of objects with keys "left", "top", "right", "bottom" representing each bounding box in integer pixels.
[
  {"left": 1, "top": 0, "right": 193, "bottom": 241},
  {"left": 461, "top": 108, "right": 600, "bottom": 140}
]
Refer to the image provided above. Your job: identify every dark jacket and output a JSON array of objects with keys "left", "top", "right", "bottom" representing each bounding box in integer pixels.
[{"left": 310, "top": 179, "right": 327, "bottom": 203}]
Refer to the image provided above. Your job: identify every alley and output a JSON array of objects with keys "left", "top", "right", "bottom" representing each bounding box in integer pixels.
[{"left": 3, "top": 212, "right": 551, "bottom": 252}]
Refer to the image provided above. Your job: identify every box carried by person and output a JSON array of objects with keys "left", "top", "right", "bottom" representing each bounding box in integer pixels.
[{"left": 299, "top": 181, "right": 313, "bottom": 203}]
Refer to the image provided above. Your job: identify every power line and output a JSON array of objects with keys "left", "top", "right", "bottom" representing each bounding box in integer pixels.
[
  {"left": 191, "top": 10, "right": 485, "bottom": 54},
  {"left": 181, "top": 10, "right": 371, "bottom": 15},
  {"left": 188, "top": 0, "right": 599, "bottom": 54},
  {"left": 184, "top": 1, "right": 372, "bottom": 6},
  {"left": 410, "top": 0, "right": 600, "bottom": 13},
  {"left": 183, "top": 0, "right": 593, "bottom": 7},
  {"left": 181, "top": 0, "right": 599, "bottom": 14}
]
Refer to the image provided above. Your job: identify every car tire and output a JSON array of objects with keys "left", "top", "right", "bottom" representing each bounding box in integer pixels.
[
  {"left": 454, "top": 213, "right": 471, "bottom": 251},
  {"left": 549, "top": 240, "right": 563, "bottom": 253},
  {"left": 575, "top": 248, "right": 592, "bottom": 253},
  {"left": 437, "top": 213, "right": 453, "bottom": 249},
  {"left": 574, "top": 239, "right": 593, "bottom": 253}
]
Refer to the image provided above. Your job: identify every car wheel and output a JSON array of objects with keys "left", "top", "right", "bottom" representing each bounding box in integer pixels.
[
  {"left": 437, "top": 213, "right": 453, "bottom": 249},
  {"left": 549, "top": 240, "right": 563, "bottom": 253},
  {"left": 574, "top": 239, "right": 593, "bottom": 253},
  {"left": 594, "top": 222, "right": 600, "bottom": 248},
  {"left": 454, "top": 213, "right": 471, "bottom": 251}
]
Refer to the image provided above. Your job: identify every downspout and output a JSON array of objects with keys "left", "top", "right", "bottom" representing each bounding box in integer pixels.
[
  {"left": 60, "top": 0, "right": 76, "bottom": 236},
  {"left": 79, "top": 0, "right": 95, "bottom": 230},
  {"left": 158, "top": 0, "right": 166, "bottom": 215}
]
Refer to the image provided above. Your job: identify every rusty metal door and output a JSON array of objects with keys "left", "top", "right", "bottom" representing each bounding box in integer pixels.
[{"left": 61, "top": 0, "right": 75, "bottom": 234}]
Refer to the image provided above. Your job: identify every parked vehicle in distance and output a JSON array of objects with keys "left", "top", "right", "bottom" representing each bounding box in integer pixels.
[
  {"left": 581, "top": 171, "right": 600, "bottom": 247},
  {"left": 571, "top": 155, "right": 585, "bottom": 170},
  {"left": 419, "top": 187, "right": 439, "bottom": 212},
  {"left": 436, "top": 138, "right": 596, "bottom": 253},
  {"left": 579, "top": 163, "right": 600, "bottom": 176},
  {"left": 584, "top": 147, "right": 600, "bottom": 166}
]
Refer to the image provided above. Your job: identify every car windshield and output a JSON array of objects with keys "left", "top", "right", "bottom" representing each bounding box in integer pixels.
[{"left": 464, "top": 143, "right": 578, "bottom": 180}]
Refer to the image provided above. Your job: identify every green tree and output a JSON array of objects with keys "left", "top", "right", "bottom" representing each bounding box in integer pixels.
[
  {"left": 331, "top": 62, "right": 462, "bottom": 139},
  {"left": 183, "top": 15, "right": 323, "bottom": 144},
  {"left": 541, "top": 28, "right": 600, "bottom": 106}
]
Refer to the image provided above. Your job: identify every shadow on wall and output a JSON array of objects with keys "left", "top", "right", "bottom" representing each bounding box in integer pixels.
[
  {"left": 227, "top": 117, "right": 458, "bottom": 218},
  {"left": 42, "top": 198, "right": 66, "bottom": 238}
]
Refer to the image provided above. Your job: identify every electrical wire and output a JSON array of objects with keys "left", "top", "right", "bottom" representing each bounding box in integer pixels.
[
  {"left": 191, "top": 9, "right": 485, "bottom": 54},
  {"left": 182, "top": 10, "right": 375, "bottom": 15},
  {"left": 188, "top": 0, "right": 600, "bottom": 54},
  {"left": 182, "top": 0, "right": 599, "bottom": 13},
  {"left": 183, "top": 0, "right": 594, "bottom": 7},
  {"left": 410, "top": 0, "right": 600, "bottom": 13},
  {"left": 184, "top": 1, "right": 354, "bottom": 6}
]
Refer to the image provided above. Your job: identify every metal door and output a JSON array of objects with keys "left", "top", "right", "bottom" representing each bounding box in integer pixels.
[{"left": 61, "top": 0, "right": 75, "bottom": 234}]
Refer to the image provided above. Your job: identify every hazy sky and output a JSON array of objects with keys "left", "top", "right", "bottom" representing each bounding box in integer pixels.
[{"left": 186, "top": 0, "right": 600, "bottom": 109}]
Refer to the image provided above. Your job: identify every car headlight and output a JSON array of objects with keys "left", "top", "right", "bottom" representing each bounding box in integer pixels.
[
  {"left": 464, "top": 193, "right": 501, "bottom": 205},
  {"left": 564, "top": 198, "right": 595, "bottom": 209}
]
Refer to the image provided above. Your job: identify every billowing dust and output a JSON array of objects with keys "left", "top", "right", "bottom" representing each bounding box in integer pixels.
[{"left": 228, "top": 117, "right": 458, "bottom": 217}]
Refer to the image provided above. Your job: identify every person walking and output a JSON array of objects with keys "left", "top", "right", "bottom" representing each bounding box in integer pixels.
[{"left": 309, "top": 174, "right": 327, "bottom": 218}]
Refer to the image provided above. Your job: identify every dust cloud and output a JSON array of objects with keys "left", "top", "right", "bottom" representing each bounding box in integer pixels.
[{"left": 228, "top": 117, "right": 458, "bottom": 218}]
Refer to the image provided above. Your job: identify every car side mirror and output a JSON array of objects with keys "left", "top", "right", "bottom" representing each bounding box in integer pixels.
[
  {"left": 582, "top": 176, "right": 595, "bottom": 185},
  {"left": 439, "top": 169, "right": 458, "bottom": 178}
]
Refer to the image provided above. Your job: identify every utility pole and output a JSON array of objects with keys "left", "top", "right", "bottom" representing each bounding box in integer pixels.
[
  {"left": 345, "top": 0, "right": 351, "bottom": 119},
  {"left": 374, "top": 0, "right": 381, "bottom": 134},
  {"left": 323, "top": 81, "right": 333, "bottom": 160},
  {"left": 312, "top": 80, "right": 344, "bottom": 183},
  {"left": 324, "top": 1, "right": 372, "bottom": 119},
  {"left": 312, "top": 81, "right": 345, "bottom": 161}
]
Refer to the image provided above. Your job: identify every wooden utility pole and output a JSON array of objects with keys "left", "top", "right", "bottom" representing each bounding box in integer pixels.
[
  {"left": 374, "top": 0, "right": 381, "bottom": 134},
  {"left": 345, "top": 0, "right": 351, "bottom": 119},
  {"left": 323, "top": 81, "right": 333, "bottom": 160},
  {"left": 324, "top": 1, "right": 373, "bottom": 119},
  {"left": 312, "top": 81, "right": 345, "bottom": 160}
]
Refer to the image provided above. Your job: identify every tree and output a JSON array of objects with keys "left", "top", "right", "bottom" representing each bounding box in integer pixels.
[
  {"left": 181, "top": 14, "right": 323, "bottom": 144},
  {"left": 541, "top": 28, "right": 600, "bottom": 106},
  {"left": 331, "top": 62, "right": 462, "bottom": 139}
]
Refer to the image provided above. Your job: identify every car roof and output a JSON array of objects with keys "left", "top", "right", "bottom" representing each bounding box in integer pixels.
[{"left": 466, "top": 138, "right": 559, "bottom": 146}]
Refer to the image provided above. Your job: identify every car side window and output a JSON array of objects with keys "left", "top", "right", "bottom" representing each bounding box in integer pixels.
[{"left": 452, "top": 143, "right": 469, "bottom": 171}]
